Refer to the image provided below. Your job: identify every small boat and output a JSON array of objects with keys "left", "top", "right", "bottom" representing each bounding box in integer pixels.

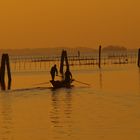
[
  {"left": 50, "top": 80, "right": 73, "bottom": 89},
  {"left": 50, "top": 50, "right": 73, "bottom": 89}
]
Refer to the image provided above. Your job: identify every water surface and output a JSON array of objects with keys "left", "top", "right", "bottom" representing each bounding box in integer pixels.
[{"left": 0, "top": 64, "right": 140, "bottom": 140}]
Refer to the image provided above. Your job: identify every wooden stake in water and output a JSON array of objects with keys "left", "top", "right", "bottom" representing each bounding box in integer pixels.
[
  {"left": 60, "top": 50, "right": 70, "bottom": 79},
  {"left": 137, "top": 48, "right": 140, "bottom": 67},
  {"left": 0, "top": 54, "right": 12, "bottom": 90},
  {"left": 99, "top": 45, "right": 102, "bottom": 68}
]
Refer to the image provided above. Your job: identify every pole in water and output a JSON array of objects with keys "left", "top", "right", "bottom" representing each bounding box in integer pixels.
[
  {"left": 0, "top": 54, "right": 12, "bottom": 91},
  {"left": 0, "top": 54, "right": 6, "bottom": 90},
  {"left": 78, "top": 50, "right": 81, "bottom": 65},
  {"left": 5, "top": 54, "right": 12, "bottom": 90},
  {"left": 138, "top": 48, "right": 140, "bottom": 67},
  {"left": 99, "top": 45, "right": 102, "bottom": 68},
  {"left": 59, "top": 50, "right": 70, "bottom": 80},
  {"left": 60, "top": 50, "right": 65, "bottom": 76}
]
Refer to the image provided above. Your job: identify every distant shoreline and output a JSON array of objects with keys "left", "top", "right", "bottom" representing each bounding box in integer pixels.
[{"left": 0, "top": 47, "right": 138, "bottom": 56}]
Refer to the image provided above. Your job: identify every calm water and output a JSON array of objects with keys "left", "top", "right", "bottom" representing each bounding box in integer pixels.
[{"left": 0, "top": 64, "right": 140, "bottom": 140}]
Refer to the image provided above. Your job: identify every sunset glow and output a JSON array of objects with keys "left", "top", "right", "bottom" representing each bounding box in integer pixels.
[{"left": 0, "top": 0, "right": 140, "bottom": 49}]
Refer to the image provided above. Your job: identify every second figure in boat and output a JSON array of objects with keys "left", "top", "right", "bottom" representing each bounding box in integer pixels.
[{"left": 64, "top": 68, "right": 72, "bottom": 83}]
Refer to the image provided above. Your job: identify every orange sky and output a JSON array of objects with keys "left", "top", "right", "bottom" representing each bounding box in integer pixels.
[{"left": 0, "top": 0, "right": 140, "bottom": 49}]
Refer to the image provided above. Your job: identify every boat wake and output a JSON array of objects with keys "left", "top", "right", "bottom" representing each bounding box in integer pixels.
[
  {"left": 0, "top": 85, "right": 91, "bottom": 94},
  {"left": 1, "top": 87, "right": 51, "bottom": 93}
]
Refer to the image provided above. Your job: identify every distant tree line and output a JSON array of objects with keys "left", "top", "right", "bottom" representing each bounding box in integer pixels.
[{"left": 102, "top": 45, "right": 127, "bottom": 52}]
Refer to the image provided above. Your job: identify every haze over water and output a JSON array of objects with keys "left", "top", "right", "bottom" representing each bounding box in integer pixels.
[
  {"left": 0, "top": 0, "right": 140, "bottom": 49},
  {"left": 0, "top": 64, "right": 140, "bottom": 140}
]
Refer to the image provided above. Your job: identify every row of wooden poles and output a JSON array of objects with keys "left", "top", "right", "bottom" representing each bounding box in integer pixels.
[
  {"left": 8, "top": 48, "right": 137, "bottom": 72},
  {"left": 99, "top": 46, "right": 140, "bottom": 68},
  {"left": 0, "top": 47, "right": 140, "bottom": 91}
]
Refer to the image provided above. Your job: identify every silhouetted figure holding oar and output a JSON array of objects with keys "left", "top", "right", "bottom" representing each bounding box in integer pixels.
[
  {"left": 50, "top": 64, "right": 58, "bottom": 81},
  {"left": 65, "top": 68, "right": 72, "bottom": 83}
]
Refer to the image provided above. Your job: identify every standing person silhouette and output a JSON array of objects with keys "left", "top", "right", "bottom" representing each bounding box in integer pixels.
[
  {"left": 50, "top": 64, "right": 58, "bottom": 81},
  {"left": 65, "top": 68, "right": 72, "bottom": 83}
]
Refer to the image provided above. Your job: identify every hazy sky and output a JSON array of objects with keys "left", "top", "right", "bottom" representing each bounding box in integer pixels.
[{"left": 0, "top": 0, "right": 140, "bottom": 49}]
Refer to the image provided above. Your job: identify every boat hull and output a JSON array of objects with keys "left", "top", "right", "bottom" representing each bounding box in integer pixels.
[{"left": 50, "top": 80, "right": 73, "bottom": 89}]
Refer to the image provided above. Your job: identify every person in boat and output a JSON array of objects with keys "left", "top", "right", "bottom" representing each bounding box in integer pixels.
[
  {"left": 50, "top": 64, "right": 58, "bottom": 81},
  {"left": 64, "top": 68, "right": 72, "bottom": 83}
]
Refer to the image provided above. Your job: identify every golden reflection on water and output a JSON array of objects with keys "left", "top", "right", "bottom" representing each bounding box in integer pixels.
[
  {"left": 0, "top": 95, "right": 13, "bottom": 140},
  {"left": 50, "top": 89, "right": 72, "bottom": 139},
  {"left": 138, "top": 69, "right": 140, "bottom": 91},
  {"left": 99, "top": 70, "right": 103, "bottom": 89},
  {"left": 0, "top": 64, "right": 140, "bottom": 140}
]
